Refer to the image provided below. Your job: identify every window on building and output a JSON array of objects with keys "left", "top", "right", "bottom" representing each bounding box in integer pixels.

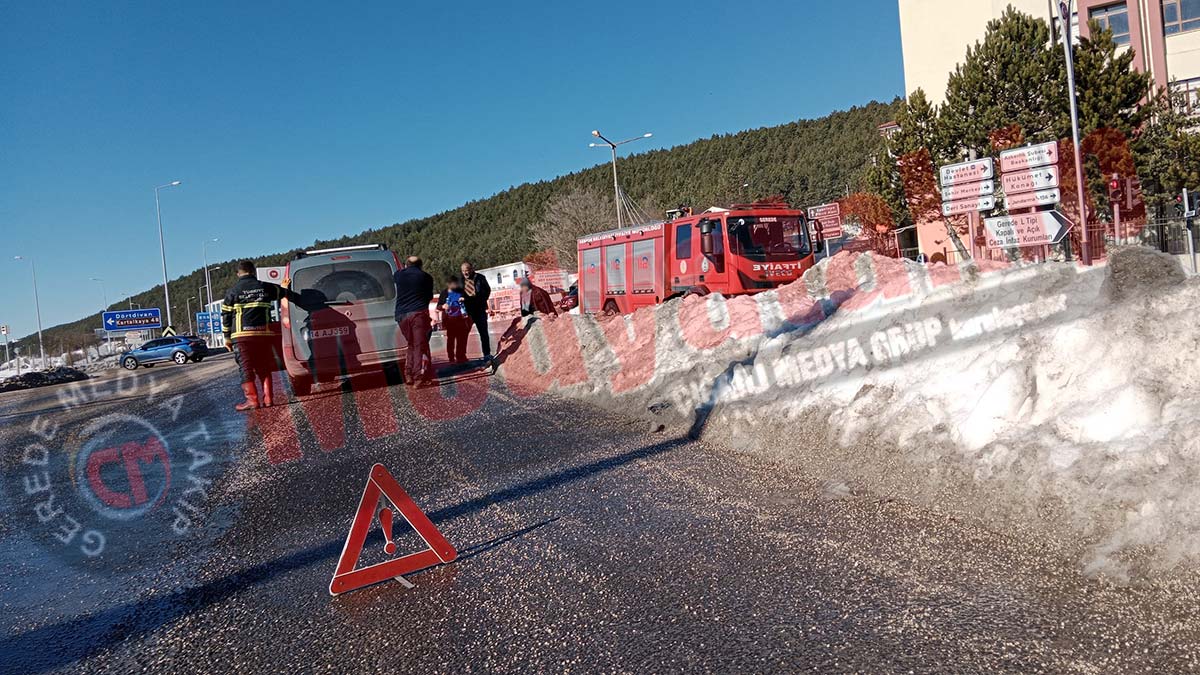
[
  {"left": 1090, "top": 3, "right": 1131, "bottom": 45},
  {"left": 1164, "top": 0, "right": 1200, "bottom": 35},
  {"left": 1172, "top": 77, "right": 1200, "bottom": 113}
]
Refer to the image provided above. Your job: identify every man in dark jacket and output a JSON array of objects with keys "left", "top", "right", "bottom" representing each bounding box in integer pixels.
[
  {"left": 394, "top": 256, "right": 434, "bottom": 385},
  {"left": 460, "top": 260, "right": 492, "bottom": 362},
  {"left": 222, "top": 259, "right": 287, "bottom": 410}
]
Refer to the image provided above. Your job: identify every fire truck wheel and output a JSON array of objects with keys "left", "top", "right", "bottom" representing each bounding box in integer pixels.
[
  {"left": 602, "top": 300, "right": 620, "bottom": 316},
  {"left": 684, "top": 285, "right": 711, "bottom": 297}
]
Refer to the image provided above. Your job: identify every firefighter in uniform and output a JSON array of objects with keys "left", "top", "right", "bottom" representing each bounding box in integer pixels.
[{"left": 221, "top": 260, "right": 287, "bottom": 410}]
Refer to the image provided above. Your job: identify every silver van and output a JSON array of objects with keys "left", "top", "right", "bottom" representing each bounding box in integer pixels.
[{"left": 280, "top": 244, "right": 405, "bottom": 395}]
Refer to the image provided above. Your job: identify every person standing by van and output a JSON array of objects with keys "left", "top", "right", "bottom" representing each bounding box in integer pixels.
[
  {"left": 460, "top": 260, "right": 492, "bottom": 362},
  {"left": 394, "top": 256, "right": 434, "bottom": 385},
  {"left": 222, "top": 259, "right": 287, "bottom": 410},
  {"left": 437, "top": 275, "right": 471, "bottom": 363}
]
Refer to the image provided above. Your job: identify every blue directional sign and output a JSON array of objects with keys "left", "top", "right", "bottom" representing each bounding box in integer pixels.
[
  {"left": 102, "top": 308, "right": 162, "bottom": 332},
  {"left": 196, "top": 311, "right": 222, "bottom": 335}
]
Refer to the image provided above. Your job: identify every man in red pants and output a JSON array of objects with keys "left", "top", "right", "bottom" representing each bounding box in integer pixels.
[
  {"left": 221, "top": 260, "right": 287, "bottom": 410},
  {"left": 393, "top": 256, "right": 435, "bottom": 386}
]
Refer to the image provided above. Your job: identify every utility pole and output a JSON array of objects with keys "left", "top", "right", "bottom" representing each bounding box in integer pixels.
[
  {"left": 12, "top": 255, "right": 46, "bottom": 369},
  {"left": 155, "top": 180, "right": 183, "bottom": 328},
  {"left": 1058, "top": 0, "right": 1092, "bottom": 265},
  {"left": 590, "top": 130, "right": 653, "bottom": 229}
]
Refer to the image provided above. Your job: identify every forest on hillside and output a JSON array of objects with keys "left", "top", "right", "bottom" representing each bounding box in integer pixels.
[{"left": 24, "top": 99, "right": 900, "bottom": 351}]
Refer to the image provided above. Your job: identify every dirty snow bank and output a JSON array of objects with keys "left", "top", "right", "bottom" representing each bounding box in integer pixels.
[{"left": 498, "top": 246, "right": 1200, "bottom": 580}]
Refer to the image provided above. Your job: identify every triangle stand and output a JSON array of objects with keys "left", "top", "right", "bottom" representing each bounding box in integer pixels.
[{"left": 329, "top": 463, "right": 457, "bottom": 595}]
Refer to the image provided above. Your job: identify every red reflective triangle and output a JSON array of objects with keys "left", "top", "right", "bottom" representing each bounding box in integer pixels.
[{"left": 329, "top": 463, "right": 457, "bottom": 595}]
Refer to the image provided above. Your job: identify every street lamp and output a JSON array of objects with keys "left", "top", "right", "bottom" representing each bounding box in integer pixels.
[
  {"left": 12, "top": 255, "right": 46, "bottom": 370},
  {"left": 590, "top": 130, "right": 653, "bottom": 229},
  {"left": 155, "top": 180, "right": 183, "bottom": 328},
  {"left": 202, "top": 237, "right": 219, "bottom": 312},
  {"left": 186, "top": 296, "right": 196, "bottom": 335},
  {"left": 1056, "top": 0, "right": 1091, "bottom": 265},
  {"left": 90, "top": 277, "right": 111, "bottom": 355}
]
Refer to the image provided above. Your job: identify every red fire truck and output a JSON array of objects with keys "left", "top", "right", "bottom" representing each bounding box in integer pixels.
[{"left": 576, "top": 200, "right": 822, "bottom": 314}]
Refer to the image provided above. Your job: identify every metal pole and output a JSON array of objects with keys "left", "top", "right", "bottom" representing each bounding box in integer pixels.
[
  {"left": 155, "top": 186, "right": 173, "bottom": 329},
  {"left": 1114, "top": 203, "right": 1121, "bottom": 246},
  {"left": 610, "top": 145, "right": 622, "bottom": 229},
  {"left": 186, "top": 297, "right": 195, "bottom": 335},
  {"left": 17, "top": 257, "right": 48, "bottom": 369},
  {"left": 3, "top": 332, "right": 9, "bottom": 366},
  {"left": 1186, "top": 188, "right": 1197, "bottom": 274},
  {"left": 1058, "top": 0, "right": 1091, "bottom": 265}
]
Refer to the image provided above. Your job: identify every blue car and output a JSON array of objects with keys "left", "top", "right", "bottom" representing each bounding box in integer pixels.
[{"left": 120, "top": 336, "right": 210, "bottom": 370}]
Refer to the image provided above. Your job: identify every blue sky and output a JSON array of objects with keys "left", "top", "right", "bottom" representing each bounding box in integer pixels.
[{"left": 0, "top": 1, "right": 904, "bottom": 339}]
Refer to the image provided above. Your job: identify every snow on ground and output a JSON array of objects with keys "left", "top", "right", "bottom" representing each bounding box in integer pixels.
[{"left": 497, "top": 246, "right": 1200, "bottom": 581}]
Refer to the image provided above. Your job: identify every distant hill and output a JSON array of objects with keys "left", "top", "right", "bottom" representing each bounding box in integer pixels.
[{"left": 22, "top": 98, "right": 901, "bottom": 352}]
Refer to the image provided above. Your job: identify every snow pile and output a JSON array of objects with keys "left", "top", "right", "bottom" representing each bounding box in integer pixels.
[{"left": 499, "top": 247, "right": 1200, "bottom": 580}]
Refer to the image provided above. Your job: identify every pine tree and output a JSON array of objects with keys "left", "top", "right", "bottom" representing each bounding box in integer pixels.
[{"left": 940, "top": 8, "right": 1066, "bottom": 159}]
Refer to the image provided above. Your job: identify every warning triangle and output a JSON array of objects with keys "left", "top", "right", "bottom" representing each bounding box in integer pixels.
[{"left": 329, "top": 463, "right": 457, "bottom": 595}]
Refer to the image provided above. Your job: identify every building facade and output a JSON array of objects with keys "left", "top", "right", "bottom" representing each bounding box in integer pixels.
[{"left": 899, "top": 0, "right": 1200, "bottom": 108}]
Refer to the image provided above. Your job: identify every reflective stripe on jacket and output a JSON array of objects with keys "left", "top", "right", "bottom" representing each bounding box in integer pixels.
[{"left": 221, "top": 276, "right": 284, "bottom": 340}]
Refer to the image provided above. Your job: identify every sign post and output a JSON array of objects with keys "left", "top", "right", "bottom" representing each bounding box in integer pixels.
[
  {"left": 807, "top": 203, "right": 842, "bottom": 259},
  {"left": 1, "top": 325, "right": 8, "bottom": 366},
  {"left": 983, "top": 211, "right": 1073, "bottom": 249},
  {"left": 938, "top": 158, "right": 996, "bottom": 260}
]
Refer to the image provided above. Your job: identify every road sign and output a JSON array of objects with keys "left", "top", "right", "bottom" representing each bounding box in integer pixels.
[
  {"left": 102, "top": 308, "right": 162, "bottom": 332},
  {"left": 999, "top": 141, "right": 1059, "bottom": 173},
  {"left": 983, "top": 210, "right": 1072, "bottom": 249},
  {"left": 257, "top": 266, "right": 286, "bottom": 284},
  {"left": 940, "top": 179, "right": 995, "bottom": 202},
  {"left": 1001, "top": 166, "right": 1060, "bottom": 195},
  {"left": 329, "top": 464, "right": 457, "bottom": 595},
  {"left": 939, "top": 158, "right": 995, "bottom": 187},
  {"left": 807, "top": 203, "right": 843, "bottom": 238},
  {"left": 1005, "top": 188, "right": 1061, "bottom": 210},
  {"left": 196, "top": 311, "right": 222, "bottom": 335},
  {"left": 942, "top": 195, "right": 997, "bottom": 217}
]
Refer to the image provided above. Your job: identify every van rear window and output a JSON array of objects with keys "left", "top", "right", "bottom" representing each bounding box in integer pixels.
[{"left": 292, "top": 260, "right": 396, "bottom": 303}]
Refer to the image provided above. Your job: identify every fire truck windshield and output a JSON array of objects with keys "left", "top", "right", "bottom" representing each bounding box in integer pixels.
[{"left": 727, "top": 216, "right": 810, "bottom": 261}]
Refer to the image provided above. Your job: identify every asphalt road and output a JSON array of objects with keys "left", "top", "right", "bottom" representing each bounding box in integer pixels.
[{"left": 2, "top": 351, "right": 1199, "bottom": 673}]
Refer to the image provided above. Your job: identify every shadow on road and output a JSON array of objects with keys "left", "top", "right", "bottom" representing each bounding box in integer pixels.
[{"left": 0, "top": 436, "right": 689, "bottom": 673}]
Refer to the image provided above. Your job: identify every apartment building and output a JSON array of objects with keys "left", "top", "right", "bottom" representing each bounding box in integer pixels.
[{"left": 898, "top": 0, "right": 1200, "bottom": 108}]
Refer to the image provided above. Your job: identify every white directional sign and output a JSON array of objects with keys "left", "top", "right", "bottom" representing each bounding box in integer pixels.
[
  {"left": 942, "top": 196, "right": 997, "bottom": 217},
  {"left": 1001, "top": 165, "right": 1060, "bottom": 195},
  {"left": 1005, "top": 188, "right": 1061, "bottom": 210},
  {"left": 999, "top": 141, "right": 1059, "bottom": 173},
  {"left": 983, "top": 210, "right": 1073, "bottom": 249},
  {"left": 940, "top": 158, "right": 994, "bottom": 187},
  {"left": 940, "top": 180, "right": 995, "bottom": 202}
]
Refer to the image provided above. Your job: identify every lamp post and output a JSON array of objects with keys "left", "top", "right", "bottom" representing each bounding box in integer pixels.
[
  {"left": 1057, "top": 0, "right": 1091, "bottom": 266},
  {"left": 203, "top": 237, "right": 219, "bottom": 311},
  {"left": 186, "top": 296, "right": 196, "bottom": 335},
  {"left": 12, "top": 255, "right": 46, "bottom": 370},
  {"left": 590, "top": 130, "right": 653, "bottom": 229},
  {"left": 90, "top": 277, "right": 111, "bottom": 355},
  {"left": 155, "top": 180, "right": 183, "bottom": 328}
]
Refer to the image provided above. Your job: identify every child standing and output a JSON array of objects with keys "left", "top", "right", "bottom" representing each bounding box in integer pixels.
[{"left": 437, "top": 275, "right": 471, "bottom": 363}]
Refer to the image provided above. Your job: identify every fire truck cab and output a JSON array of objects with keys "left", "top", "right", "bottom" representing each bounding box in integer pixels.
[{"left": 577, "top": 201, "right": 820, "bottom": 315}]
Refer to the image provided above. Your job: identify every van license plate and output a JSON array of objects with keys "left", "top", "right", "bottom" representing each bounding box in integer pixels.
[{"left": 311, "top": 326, "right": 350, "bottom": 339}]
